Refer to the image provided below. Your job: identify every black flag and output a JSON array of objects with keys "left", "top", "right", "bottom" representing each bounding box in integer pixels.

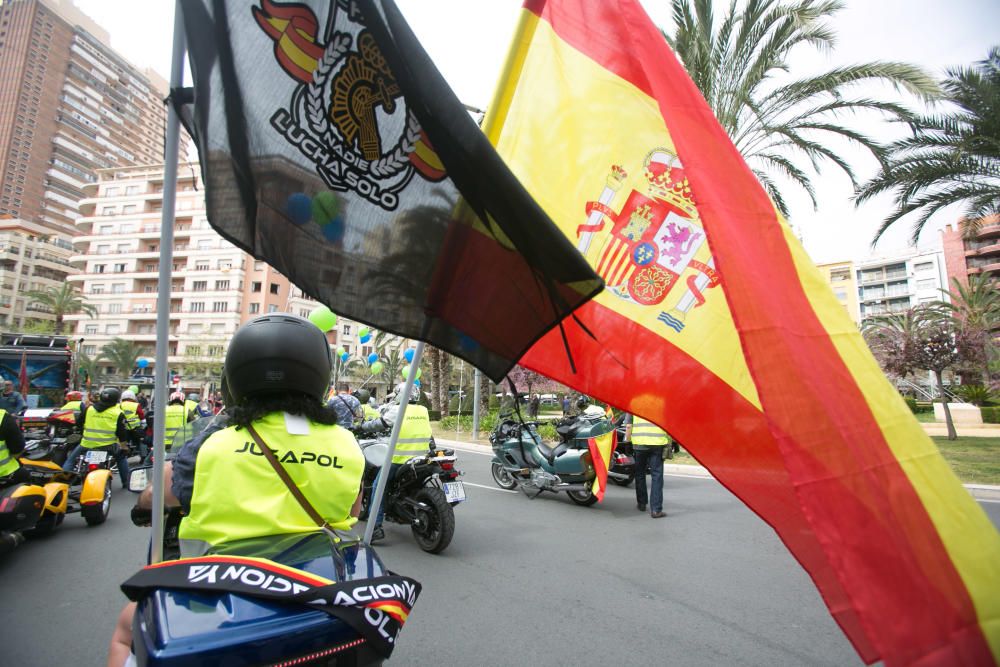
[{"left": 177, "top": 0, "right": 602, "bottom": 380}]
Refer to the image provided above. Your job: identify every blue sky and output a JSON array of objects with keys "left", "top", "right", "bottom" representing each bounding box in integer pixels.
[{"left": 76, "top": 0, "right": 1000, "bottom": 264}]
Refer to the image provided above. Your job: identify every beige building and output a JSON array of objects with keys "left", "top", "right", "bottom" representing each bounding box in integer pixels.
[
  {"left": 0, "top": 0, "right": 186, "bottom": 236},
  {"left": 63, "top": 163, "right": 406, "bottom": 386},
  {"left": 0, "top": 215, "right": 74, "bottom": 327},
  {"left": 815, "top": 260, "right": 861, "bottom": 324}
]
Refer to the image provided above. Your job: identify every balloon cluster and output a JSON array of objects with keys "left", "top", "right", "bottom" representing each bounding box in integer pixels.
[
  {"left": 136, "top": 358, "right": 149, "bottom": 369},
  {"left": 285, "top": 191, "right": 345, "bottom": 243},
  {"left": 359, "top": 326, "right": 371, "bottom": 344}
]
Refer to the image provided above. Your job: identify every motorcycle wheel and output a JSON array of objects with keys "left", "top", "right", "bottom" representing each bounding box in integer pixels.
[
  {"left": 610, "top": 470, "right": 635, "bottom": 486},
  {"left": 24, "top": 512, "right": 63, "bottom": 537},
  {"left": 82, "top": 482, "right": 111, "bottom": 526},
  {"left": 566, "top": 487, "right": 599, "bottom": 506},
  {"left": 490, "top": 463, "right": 518, "bottom": 490},
  {"left": 410, "top": 487, "right": 455, "bottom": 554}
]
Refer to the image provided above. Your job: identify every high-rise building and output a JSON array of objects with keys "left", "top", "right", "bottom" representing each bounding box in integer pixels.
[
  {"left": 0, "top": 214, "right": 74, "bottom": 328},
  {"left": 940, "top": 215, "right": 1000, "bottom": 288},
  {"left": 855, "top": 249, "right": 949, "bottom": 323},
  {"left": 0, "top": 0, "right": 186, "bottom": 236}
]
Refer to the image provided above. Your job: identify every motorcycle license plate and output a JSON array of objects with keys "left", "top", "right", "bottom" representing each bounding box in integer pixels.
[
  {"left": 443, "top": 481, "right": 466, "bottom": 503},
  {"left": 85, "top": 450, "right": 108, "bottom": 464}
]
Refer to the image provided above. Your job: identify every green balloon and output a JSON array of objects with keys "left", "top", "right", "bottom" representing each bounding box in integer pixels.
[
  {"left": 401, "top": 365, "right": 422, "bottom": 380},
  {"left": 358, "top": 326, "right": 370, "bottom": 338},
  {"left": 335, "top": 346, "right": 346, "bottom": 357},
  {"left": 370, "top": 361, "right": 384, "bottom": 374},
  {"left": 128, "top": 385, "right": 139, "bottom": 393},
  {"left": 308, "top": 305, "right": 337, "bottom": 332},
  {"left": 311, "top": 191, "right": 340, "bottom": 226}
]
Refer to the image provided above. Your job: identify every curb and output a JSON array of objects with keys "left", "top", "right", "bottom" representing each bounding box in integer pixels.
[{"left": 435, "top": 437, "right": 999, "bottom": 502}]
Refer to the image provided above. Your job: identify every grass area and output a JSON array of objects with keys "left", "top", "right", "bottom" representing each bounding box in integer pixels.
[
  {"left": 931, "top": 436, "right": 1000, "bottom": 485},
  {"left": 913, "top": 411, "right": 936, "bottom": 423}
]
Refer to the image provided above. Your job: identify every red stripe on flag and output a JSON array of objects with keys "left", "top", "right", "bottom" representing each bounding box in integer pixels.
[{"left": 522, "top": 1, "right": 993, "bottom": 663}]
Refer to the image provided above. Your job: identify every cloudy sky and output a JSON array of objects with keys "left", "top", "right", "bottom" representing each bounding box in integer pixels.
[{"left": 75, "top": 0, "right": 1000, "bottom": 264}]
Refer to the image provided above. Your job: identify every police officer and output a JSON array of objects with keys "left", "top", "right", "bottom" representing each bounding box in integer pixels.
[
  {"left": 368, "top": 382, "right": 431, "bottom": 542},
  {"left": 63, "top": 387, "right": 131, "bottom": 488},
  {"left": 119, "top": 389, "right": 145, "bottom": 460},
  {"left": 357, "top": 389, "right": 380, "bottom": 421},
  {"left": 156, "top": 391, "right": 194, "bottom": 450},
  {"left": 134, "top": 313, "right": 366, "bottom": 557},
  {"left": 626, "top": 414, "right": 669, "bottom": 518},
  {"left": 61, "top": 390, "right": 85, "bottom": 412},
  {"left": 0, "top": 406, "right": 28, "bottom": 487}
]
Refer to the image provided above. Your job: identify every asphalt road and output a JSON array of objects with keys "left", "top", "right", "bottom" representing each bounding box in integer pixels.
[{"left": 1, "top": 445, "right": 997, "bottom": 666}]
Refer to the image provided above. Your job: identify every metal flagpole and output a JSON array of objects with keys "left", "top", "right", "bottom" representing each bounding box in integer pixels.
[
  {"left": 472, "top": 367, "right": 481, "bottom": 439},
  {"left": 456, "top": 359, "right": 464, "bottom": 434},
  {"left": 363, "top": 340, "right": 424, "bottom": 545},
  {"left": 150, "top": 2, "right": 186, "bottom": 563}
]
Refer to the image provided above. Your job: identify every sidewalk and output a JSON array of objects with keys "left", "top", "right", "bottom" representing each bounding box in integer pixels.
[
  {"left": 436, "top": 436, "right": 1000, "bottom": 503},
  {"left": 920, "top": 422, "right": 1000, "bottom": 437}
]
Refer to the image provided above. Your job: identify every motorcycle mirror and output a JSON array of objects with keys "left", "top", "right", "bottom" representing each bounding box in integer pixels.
[{"left": 127, "top": 465, "right": 153, "bottom": 493}]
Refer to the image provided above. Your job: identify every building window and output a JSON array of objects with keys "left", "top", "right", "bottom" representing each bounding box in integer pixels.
[
  {"left": 94, "top": 264, "right": 106, "bottom": 273},
  {"left": 84, "top": 325, "right": 97, "bottom": 334},
  {"left": 914, "top": 262, "right": 934, "bottom": 272},
  {"left": 267, "top": 304, "right": 278, "bottom": 313},
  {"left": 342, "top": 325, "right": 351, "bottom": 335},
  {"left": 108, "top": 303, "right": 121, "bottom": 314},
  {"left": 105, "top": 187, "right": 119, "bottom": 197},
  {"left": 91, "top": 285, "right": 105, "bottom": 294},
  {"left": 187, "top": 345, "right": 201, "bottom": 356},
  {"left": 197, "top": 239, "right": 213, "bottom": 250},
  {"left": 105, "top": 324, "right": 120, "bottom": 334},
  {"left": 192, "top": 280, "right": 207, "bottom": 291},
  {"left": 190, "top": 302, "right": 205, "bottom": 313},
  {"left": 299, "top": 309, "right": 309, "bottom": 318},
  {"left": 210, "top": 323, "right": 225, "bottom": 334},
  {"left": 195, "top": 261, "right": 209, "bottom": 271},
  {"left": 254, "top": 260, "right": 264, "bottom": 270},
  {"left": 188, "top": 323, "right": 204, "bottom": 334},
  {"left": 102, "top": 206, "right": 116, "bottom": 215},
  {"left": 122, "top": 204, "right": 137, "bottom": 214},
  {"left": 116, "top": 244, "right": 130, "bottom": 253},
  {"left": 208, "top": 345, "right": 224, "bottom": 356},
  {"left": 82, "top": 345, "right": 96, "bottom": 356},
  {"left": 125, "top": 185, "right": 139, "bottom": 195},
  {"left": 113, "top": 263, "right": 126, "bottom": 273},
  {"left": 916, "top": 279, "right": 937, "bottom": 290},
  {"left": 111, "top": 283, "right": 125, "bottom": 294},
  {"left": 215, "top": 280, "right": 229, "bottom": 291},
  {"left": 212, "top": 301, "right": 227, "bottom": 312},
  {"left": 269, "top": 283, "right": 279, "bottom": 295},
  {"left": 251, "top": 281, "right": 261, "bottom": 292},
  {"left": 248, "top": 303, "right": 260, "bottom": 314},
  {"left": 99, "top": 225, "right": 113, "bottom": 234}
]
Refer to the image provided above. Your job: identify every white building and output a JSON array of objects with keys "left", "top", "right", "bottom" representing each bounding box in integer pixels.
[
  {"left": 0, "top": 216, "right": 75, "bottom": 328},
  {"left": 856, "top": 249, "right": 949, "bottom": 323}
]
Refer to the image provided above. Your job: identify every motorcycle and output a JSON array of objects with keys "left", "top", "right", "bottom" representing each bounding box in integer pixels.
[
  {"left": 0, "top": 475, "right": 68, "bottom": 553},
  {"left": 20, "top": 408, "right": 81, "bottom": 466},
  {"left": 17, "top": 442, "right": 114, "bottom": 527},
  {"left": 357, "top": 433, "right": 464, "bottom": 554},
  {"left": 125, "top": 427, "right": 405, "bottom": 666},
  {"left": 605, "top": 412, "right": 636, "bottom": 486},
  {"left": 489, "top": 414, "right": 613, "bottom": 506}
]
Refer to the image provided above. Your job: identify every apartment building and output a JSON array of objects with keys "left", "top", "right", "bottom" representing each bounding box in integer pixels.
[
  {"left": 0, "top": 0, "right": 186, "bottom": 236},
  {"left": 63, "top": 164, "right": 404, "bottom": 383},
  {"left": 815, "top": 260, "right": 861, "bottom": 323},
  {"left": 855, "top": 249, "right": 949, "bottom": 323},
  {"left": 940, "top": 215, "right": 1000, "bottom": 288},
  {"left": 0, "top": 215, "right": 73, "bottom": 327}
]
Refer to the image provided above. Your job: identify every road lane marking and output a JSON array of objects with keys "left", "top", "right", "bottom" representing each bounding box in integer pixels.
[{"left": 463, "top": 481, "right": 518, "bottom": 494}]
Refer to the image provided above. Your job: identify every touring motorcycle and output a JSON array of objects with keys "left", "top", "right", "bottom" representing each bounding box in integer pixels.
[{"left": 489, "top": 414, "right": 614, "bottom": 506}]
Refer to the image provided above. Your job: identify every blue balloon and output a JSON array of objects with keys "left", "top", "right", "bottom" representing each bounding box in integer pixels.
[
  {"left": 320, "top": 215, "right": 345, "bottom": 243},
  {"left": 286, "top": 193, "right": 312, "bottom": 226},
  {"left": 359, "top": 334, "right": 371, "bottom": 344},
  {"left": 367, "top": 353, "right": 379, "bottom": 364},
  {"left": 340, "top": 353, "right": 349, "bottom": 363},
  {"left": 136, "top": 358, "right": 149, "bottom": 368},
  {"left": 414, "top": 379, "right": 421, "bottom": 388},
  {"left": 403, "top": 349, "right": 415, "bottom": 363}
]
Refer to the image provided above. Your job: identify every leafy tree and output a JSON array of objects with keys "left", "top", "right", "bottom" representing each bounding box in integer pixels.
[
  {"left": 864, "top": 304, "right": 987, "bottom": 439},
  {"left": 180, "top": 339, "right": 226, "bottom": 384},
  {"left": 942, "top": 274, "right": 1000, "bottom": 382},
  {"left": 99, "top": 338, "right": 141, "bottom": 380},
  {"left": 75, "top": 352, "right": 98, "bottom": 391},
  {"left": 858, "top": 47, "right": 1000, "bottom": 243},
  {"left": 24, "top": 284, "right": 97, "bottom": 335},
  {"left": 667, "top": 0, "right": 938, "bottom": 216}
]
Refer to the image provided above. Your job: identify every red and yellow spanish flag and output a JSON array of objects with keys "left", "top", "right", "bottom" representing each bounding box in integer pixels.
[
  {"left": 587, "top": 428, "right": 616, "bottom": 502},
  {"left": 485, "top": 1, "right": 1000, "bottom": 664}
]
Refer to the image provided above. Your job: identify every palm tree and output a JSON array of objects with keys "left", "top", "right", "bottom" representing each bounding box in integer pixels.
[
  {"left": 667, "top": 0, "right": 938, "bottom": 215},
  {"left": 99, "top": 338, "right": 141, "bottom": 380},
  {"left": 75, "top": 351, "right": 99, "bottom": 391},
  {"left": 858, "top": 47, "right": 1000, "bottom": 244},
  {"left": 24, "top": 284, "right": 97, "bottom": 335},
  {"left": 942, "top": 274, "right": 1000, "bottom": 381}
]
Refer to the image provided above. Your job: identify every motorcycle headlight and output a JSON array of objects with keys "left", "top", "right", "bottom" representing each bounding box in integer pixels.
[{"left": 580, "top": 450, "right": 594, "bottom": 476}]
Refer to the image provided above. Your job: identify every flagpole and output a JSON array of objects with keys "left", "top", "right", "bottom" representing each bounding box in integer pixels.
[
  {"left": 472, "top": 367, "right": 481, "bottom": 439},
  {"left": 363, "top": 340, "right": 424, "bottom": 545},
  {"left": 150, "top": 1, "right": 186, "bottom": 563}
]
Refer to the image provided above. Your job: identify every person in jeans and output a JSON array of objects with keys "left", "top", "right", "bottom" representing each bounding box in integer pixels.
[{"left": 625, "top": 413, "right": 668, "bottom": 518}]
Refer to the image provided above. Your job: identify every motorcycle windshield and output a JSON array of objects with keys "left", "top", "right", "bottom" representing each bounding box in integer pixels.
[{"left": 169, "top": 415, "right": 223, "bottom": 451}]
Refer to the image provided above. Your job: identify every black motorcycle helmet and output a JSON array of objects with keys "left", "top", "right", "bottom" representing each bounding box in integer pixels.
[
  {"left": 224, "top": 313, "right": 332, "bottom": 404},
  {"left": 98, "top": 386, "right": 121, "bottom": 409},
  {"left": 576, "top": 395, "right": 590, "bottom": 410},
  {"left": 354, "top": 389, "right": 370, "bottom": 405}
]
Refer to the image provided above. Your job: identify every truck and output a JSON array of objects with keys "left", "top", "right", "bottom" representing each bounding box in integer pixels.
[{"left": 0, "top": 333, "right": 73, "bottom": 410}]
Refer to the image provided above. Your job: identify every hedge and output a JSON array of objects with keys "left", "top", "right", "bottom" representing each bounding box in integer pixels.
[{"left": 980, "top": 407, "right": 1000, "bottom": 424}]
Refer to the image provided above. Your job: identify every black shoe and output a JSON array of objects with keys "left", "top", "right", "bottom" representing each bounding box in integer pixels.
[
  {"left": 651, "top": 510, "right": 666, "bottom": 518},
  {"left": 371, "top": 527, "right": 385, "bottom": 543},
  {"left": 637, "top": 503, "right": 647, "bottom": 512}
]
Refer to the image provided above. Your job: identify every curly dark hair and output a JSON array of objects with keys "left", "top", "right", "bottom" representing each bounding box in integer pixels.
[{"left": 227, "top": 392, "right": 339, "bottom": 429}]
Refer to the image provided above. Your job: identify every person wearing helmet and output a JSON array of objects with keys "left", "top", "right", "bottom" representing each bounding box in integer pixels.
[
  {"left": 119, "top": 390, "right": 145, "bottom": 460},
  {"left": 367, "top": 381, "right": 431, "bottom": 542},
  {"left": 356, "top": 390, "right": 379, "bottom": 421},
  {"left": 0, "top": 399, "right": 28, "bottom": 488},
  {"left": 134, "top": 313, "right": 365, "bottom": 557},
  {"left": 62, "top": 386, "right": 131, "bottom": 487},
  {"left": 184, "top": 393, "right": 202, "bottom": 420},
  {"left": 61, "top": 390, "right": 85, "bottom": 412}
]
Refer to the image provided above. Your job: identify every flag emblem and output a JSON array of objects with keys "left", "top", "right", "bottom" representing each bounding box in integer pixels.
[
  {"left": 579, "top": 149, "right": 719, "bottom": 327},
  {"left": 254, "top": 0, "right": 445, "bottom": 211}
]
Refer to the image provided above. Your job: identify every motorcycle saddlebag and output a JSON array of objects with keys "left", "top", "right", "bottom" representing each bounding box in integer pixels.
[{"left": 132, "top": 533, "right": 386, "bottom": 667}]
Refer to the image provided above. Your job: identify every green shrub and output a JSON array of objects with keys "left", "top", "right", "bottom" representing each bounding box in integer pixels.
[
  {"left": 980, "top": 407, "right": 1000, "bottom": 424},
  {"left": 904, "top": 397, "right": 918, "bottom": 413},
  {"left": 915, "top": 401, "right": 933, "bottom": 413},
  {"left": 537, "top": 421, "right": 558, "bottom": 442},
  {"left": 439, "top": 409, "right": 500, "bottom": 433},
  {"left": 954, "top": 384, "right": 995, "bottom": 406},
  {"left": 428, "top": 410, "right": 441, "bottom": 421}
]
